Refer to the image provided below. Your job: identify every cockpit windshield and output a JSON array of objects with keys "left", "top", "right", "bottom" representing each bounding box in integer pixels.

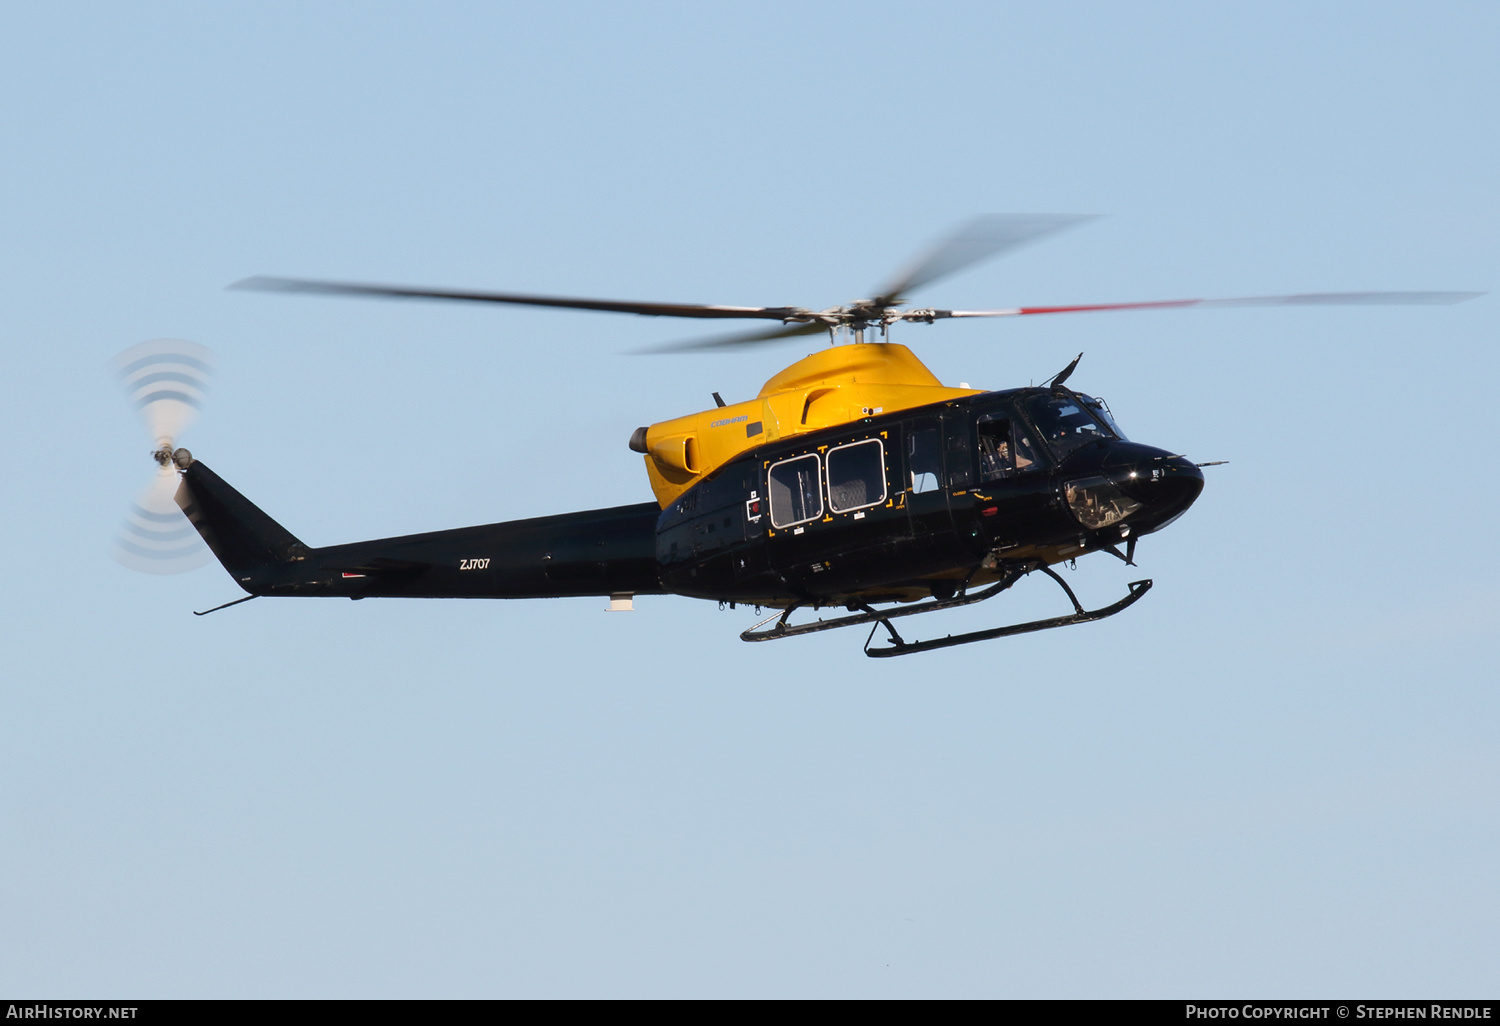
[
  {"left": 1076, "top": 393, "right": 1126, "bottom": 439},
  {"left": 1025, "top": 393, "right": 1118, "bottom": 460}
]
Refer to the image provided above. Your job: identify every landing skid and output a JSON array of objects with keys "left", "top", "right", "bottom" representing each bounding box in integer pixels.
[
  {"left": 864, "top": 576, "right": 1151, "bottom": 657},
  {"left": 739, "top": 563, "right": 1152, "bottom": 657}
]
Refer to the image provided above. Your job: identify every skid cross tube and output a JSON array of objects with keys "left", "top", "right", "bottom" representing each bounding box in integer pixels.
[
  {"left": 863, "top": 578, "right": 1153, "bottom": 658},
  {"left": 739, "top": 563, "right": 1038, "bottom": 643}
]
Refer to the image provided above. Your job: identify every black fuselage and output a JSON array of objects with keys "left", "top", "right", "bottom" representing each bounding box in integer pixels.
[{"left": 181, "top": 387, "right": 1204, "bottom": 607}]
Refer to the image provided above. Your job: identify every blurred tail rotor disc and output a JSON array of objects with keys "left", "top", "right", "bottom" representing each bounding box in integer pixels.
[
  {"left": 115, "top": 465, "right": 210, "bottom": 574},
  {"left": 113, "top": 337, "right": 213, "bottom": 449},
  {"left": 111, "top": 338, "right": 215, "bottom": 574}
]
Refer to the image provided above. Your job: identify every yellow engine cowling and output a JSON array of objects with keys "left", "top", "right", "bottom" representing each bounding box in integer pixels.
[
  {"left": 648, "top": 434, "right": 698, "bottom": 475},
  {"left": 639, "top": 343, "right": 980, "bottom": 508}
]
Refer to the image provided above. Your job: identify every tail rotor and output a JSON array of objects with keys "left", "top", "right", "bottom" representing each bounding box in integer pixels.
[{"left": 111, "top": 339, "right": 214, "bottom": 574}]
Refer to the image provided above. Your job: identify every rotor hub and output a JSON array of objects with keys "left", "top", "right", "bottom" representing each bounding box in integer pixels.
[{"left": 153, "top": 445, "right": 193, "bottom": 470}]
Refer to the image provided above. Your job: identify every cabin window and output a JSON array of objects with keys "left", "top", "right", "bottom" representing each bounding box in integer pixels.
[
  {"left": 977, "top": 414, "right": 1042, "bottom": 481},
  {"left": 908, "top": 428, "right": 941, "bottom": 494},
  {"left": 767, "top": 453, "right": 823, "bottom": 528},
  {"left": 946, "top": 428, "right": 972, "bottom": 489},
  {"left": 826, "top": 439, "right": 887, "bottom": 513},
  {"left": 977, "top": 415, "right": 1013, "bottom": 481}
]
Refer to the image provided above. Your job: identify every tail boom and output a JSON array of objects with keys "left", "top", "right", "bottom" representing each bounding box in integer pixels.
[{"left": 176, "top": 461, "right": 664, "bottom": 599}]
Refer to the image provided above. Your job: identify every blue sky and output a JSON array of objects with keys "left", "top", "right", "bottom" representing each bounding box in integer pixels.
[{"left": 1, "top": 1, "right": 1496, "bottom": 997}]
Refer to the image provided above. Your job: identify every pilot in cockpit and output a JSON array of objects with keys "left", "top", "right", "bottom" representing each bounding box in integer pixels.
[
  {"left": 978, "top": 417, "right": 1015, "bottom": 481},
  {"left": 979, "top": 414, "right": 1040, "bottom": 482}
]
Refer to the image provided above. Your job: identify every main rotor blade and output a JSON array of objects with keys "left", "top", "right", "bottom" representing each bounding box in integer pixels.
[
  {"left": 233, "top": 276, "right": 804, "bottom": 321},
  {"left": 636, "top": 320, "right": 828, "bottom": 354},
  {"left": 871, "top": 214, "right": 1097, "bottom": 308},
  {"left": 938, "top": 290, "right": 1486, "bottom": 318}
]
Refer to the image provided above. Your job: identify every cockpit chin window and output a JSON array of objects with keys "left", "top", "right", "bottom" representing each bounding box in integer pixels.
[
  {"left": 1065, "top": 476, "right": 1142, "bottom": 530},
  {"left": 1026, "top": 393, "right": 1117, "bottom": 460}
]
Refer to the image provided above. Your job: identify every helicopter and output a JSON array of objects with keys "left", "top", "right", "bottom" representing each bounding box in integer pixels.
[{"left": 115, "top": 216, "right": 1481, "bottom": 656}]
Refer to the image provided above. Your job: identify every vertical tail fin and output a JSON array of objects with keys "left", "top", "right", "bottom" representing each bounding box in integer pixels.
[{"left": 175, "top": 460, "right": 309, "bottom": 589}]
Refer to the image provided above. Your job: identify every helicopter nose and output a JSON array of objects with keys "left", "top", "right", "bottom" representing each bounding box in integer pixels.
[
  {"left": 1120, "top": 450, "right": 1204, "bottom": 533},
  {"left": 1062, "top": 443, "right": 1204, "bottom": 536},
  {"left": 1062, "top": 445, "right": 1203, "bottom": 536}
]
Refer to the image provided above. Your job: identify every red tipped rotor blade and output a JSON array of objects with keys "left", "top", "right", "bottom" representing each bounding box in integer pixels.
[{"left": 941, "top": 291, "right": 1484, "bottom": 318}]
